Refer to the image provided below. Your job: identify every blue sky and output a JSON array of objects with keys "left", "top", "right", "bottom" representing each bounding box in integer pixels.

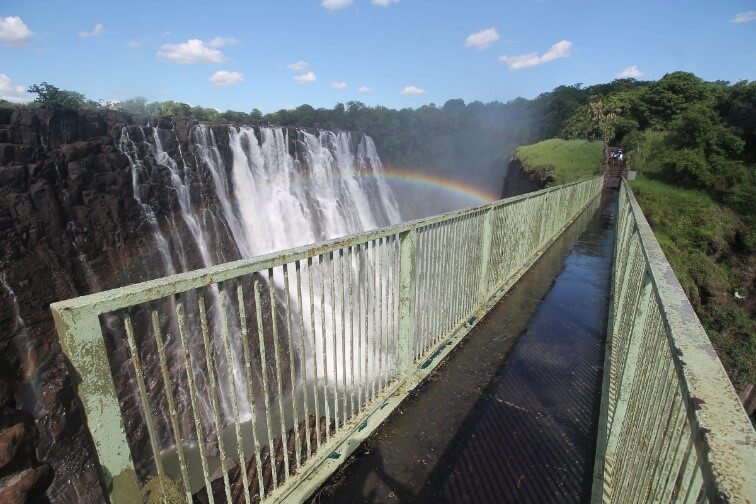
[{"left": 1, "top": 0, "right": 755, "bottom": 113}]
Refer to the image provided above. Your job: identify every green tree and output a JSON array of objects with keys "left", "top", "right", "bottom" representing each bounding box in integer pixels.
[{"left": 27, "top": 82, "right": 98, "bottom": 110}]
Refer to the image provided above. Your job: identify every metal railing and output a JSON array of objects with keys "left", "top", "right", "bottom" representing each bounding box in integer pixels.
[
  {"left": 51, "top": 176, "right": 602, "bottom": 503},
  {"left": 592, "top": 180, "right": 755, "bottom": 503}
]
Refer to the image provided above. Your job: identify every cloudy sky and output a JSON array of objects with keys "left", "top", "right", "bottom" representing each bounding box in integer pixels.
[{"left": 1, "top": 0, "right": 755, "bottom": 112}]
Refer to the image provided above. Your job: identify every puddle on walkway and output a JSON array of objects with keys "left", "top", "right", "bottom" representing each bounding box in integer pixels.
[{"left": 312, "top": 190, "right": 618, "bottom": 503}]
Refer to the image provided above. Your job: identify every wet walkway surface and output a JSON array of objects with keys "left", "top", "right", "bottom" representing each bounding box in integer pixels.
[{"left": 311, "top": 191, "right": 618, "bottom": 504}]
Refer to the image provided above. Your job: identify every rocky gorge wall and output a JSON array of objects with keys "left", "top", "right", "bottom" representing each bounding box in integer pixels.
[
  {"left": 499, "top": 158, "right": 546, "bottom": 198},
  {"left": 0, "top": 108, "right": 285, "bottom": 502}
]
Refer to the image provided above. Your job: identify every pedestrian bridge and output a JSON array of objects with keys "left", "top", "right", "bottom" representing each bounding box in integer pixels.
[{"left": 51, "top": 177, "right": 754, "bottom": 503}]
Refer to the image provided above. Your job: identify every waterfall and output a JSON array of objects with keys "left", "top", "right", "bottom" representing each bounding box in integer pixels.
[{"left": 111, "top": 123, "right": 401, "bottom": 480}]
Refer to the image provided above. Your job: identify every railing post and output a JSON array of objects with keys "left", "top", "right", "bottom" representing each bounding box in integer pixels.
[
  {"left": 51, "top": 305, "right": 141, "bottom": 503},
  {"left": 397, "top": 228, "right": 417, "bottom": 376},
  {"left": 477, "top": 208, "right": 494, "bottom": 300}
]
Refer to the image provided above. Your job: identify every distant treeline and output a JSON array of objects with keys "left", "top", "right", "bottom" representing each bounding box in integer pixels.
[{"left": 5, "top": 73, "right": 754, "bottom": 208}]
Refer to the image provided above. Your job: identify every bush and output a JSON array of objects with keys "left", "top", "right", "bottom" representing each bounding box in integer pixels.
[
  {"left": 660, "top": 148, "right": 712, "bottom": 187},
  {"left": 27, "top": 82, "right": 99, "bottom": 110}
]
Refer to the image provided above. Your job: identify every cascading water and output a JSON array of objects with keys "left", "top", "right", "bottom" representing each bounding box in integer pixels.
[{"left": 107, "top": 122, "right": 401, "bottom": 488}]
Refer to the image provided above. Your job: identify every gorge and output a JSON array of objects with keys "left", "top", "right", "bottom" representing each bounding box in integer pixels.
[{"left": 0, "top": 107, "right": 407, "bottom": 502}]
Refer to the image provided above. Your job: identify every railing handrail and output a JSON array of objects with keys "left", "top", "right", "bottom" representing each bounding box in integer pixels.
[
  {"left": 51, "top": 176, "right": 598, "bottom": 316},
  {"left": 594, "top": 179, "right": 755, "bottom": 503},
  {"left": 618, "top": 179, "right": 755, "bottom": 501}
]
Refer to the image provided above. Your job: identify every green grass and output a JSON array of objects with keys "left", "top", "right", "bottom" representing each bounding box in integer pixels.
[
  {"left": 630, "top": 173, "right": 755, "bottom": 389},
  {"left": 514, "top": 139, "right": 604, "bottom": 185}
]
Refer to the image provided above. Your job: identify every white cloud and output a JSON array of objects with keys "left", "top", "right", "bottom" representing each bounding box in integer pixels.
[
  {"left": 207, "top": 36, "right": 239, "bottom": 48},
  {"left": 731, "top": 10, "right": 756, "bottom": 23},
  {"left": 372, "top": 0, "right": 400, "bottom": 5},
  {"left": 499, "top": 40, "right": 573, "bottom": 70},
  {"left": 330, "top": 81, "right": 348, "bottom": 89},
  {"left": 616, "top": 65, "right": 643, "bottom": 79},
  {"left": 127, "top": 40, "right": 142, "bottom": 48},
  {"left": 0, "top": 74, "right": 29, "bottom": 103},
  {"left": 157, "top": 39, "right": 227, "bottom": 64},
  {"left": 0, "top": 16, "right": 33, "bottom": 46},
  {"left": 358, "top": 86, "right": 372, "bottom": 93},
  {"left": 294, "top": 71, "right": 317, "bottom": 83},
  {"left": 465, "top": 28, "right": 499, "bottom": 50},
  {"left": 322, "top": 0, "right": 353, "bottom": 10},
  {"left": 288, "top": 60, "right": 310, "bottom": 71},
  {"left": 400, "top": 85, "right": 426, "bottom": 95},
  {"left": 79, "top": 23, "right": 105, "bottom": 38},
  {"left": 210, "top": 70, "right": 244, "bottom": 87}
]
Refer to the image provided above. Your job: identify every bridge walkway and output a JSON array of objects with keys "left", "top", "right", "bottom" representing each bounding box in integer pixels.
[{"left": 311, "top": 190, "right": 618, "bottom": 503}]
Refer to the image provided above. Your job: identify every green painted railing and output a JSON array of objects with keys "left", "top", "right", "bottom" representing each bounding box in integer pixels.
[
  {"left": 592, "top": 180, "right": 755, "bottom": 503},
  {"left": 50, "top": 177, "right": 601, "bottom": 503}
]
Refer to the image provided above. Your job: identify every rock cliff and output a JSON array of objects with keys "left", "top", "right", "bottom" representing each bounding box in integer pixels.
[{"left": 0, "top": 107, "right": 263, "bottom": 502}]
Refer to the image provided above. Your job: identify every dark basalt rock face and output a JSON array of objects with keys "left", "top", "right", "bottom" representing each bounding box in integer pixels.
[
  {"left": 499, "top": 158, "right": 548, "bottom": 198},
  {"left": 0, "top": 107, "right": 264, "bottom": 503}
]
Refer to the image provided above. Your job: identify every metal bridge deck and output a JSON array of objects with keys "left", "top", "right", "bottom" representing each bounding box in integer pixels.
[{"left": 312, "top": 191, "right": 618, "bottom": 503}]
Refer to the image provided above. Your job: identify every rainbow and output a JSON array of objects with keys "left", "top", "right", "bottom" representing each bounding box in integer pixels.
[
  {"left": 380, "top": 167, "right": 498, "bottom": 204},
  {"left": 272, "top": 166, "right": 499, "bottom": 205}
]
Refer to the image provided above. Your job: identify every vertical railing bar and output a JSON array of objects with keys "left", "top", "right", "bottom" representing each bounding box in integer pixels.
[
  {"left": 319, "top": 254, "right": 331, "bottom": 442},
  {"left": 683, "top": 465, "right": 704, "bottom": 504},
  {"left": 253, "top": 279, "right": 278, "bottom": 488},
  {"left": 670, "top": 434, "right": 696, "bottom": 501},
  {"left": 339, "top": 248, "right": 348, "bottom": 424},
  {"left": 415, "top": 228, "right": 426, "bottom": 360},
  {"left": 611, "top": 303, "right": 660, "bottom": 491},
  {"left": 282, "top": 264, "right": 301, "bottom": 470},
  {"left": 429, "top": 223, "right": 441, "bottom": 346},
  {"left": 638, "top": 350, "right": 680, "bottom": 501},
  {"left": 615, "top": 307, "right": 667, "bottom": 498},
  {"left": 328, "top": 251, "right": 339, "bottom": 432},
  {"left": 347, "top": 246, "right": 356, "bottom": 419},
  {"left": 217, "top": 289, "right": 252, "bottom": 504},
  {"left": 640, "top": 360, "right": 681, "bottom": 503},
  {"left": 235, "top": 284, "right": 265, "bottom": 500},
  {"left": 175, "top": 300, "right": 215, "bottom": 504},
  {"left": 355, "top": 244, "right": 364, "bottom": 412},
  {"left": 607, "top": 290, "right": 659, "bottom": 490},
  {"left": 198, "top": 296, "right": 232, "bottom": 501},
  {"left": 441, "top": 218, "right": 454, "bottom": 336},
  {"left": 369, "top": 240, "right": 378, "bottom": 402},
  {"left": 417, "top": 228, "right": 429, "bottom": 360},
  {"left": 306, "top": 257, "right": 321, "bottom": 451},
  {"left": 294, "top": 261, "right": 312, "bottom": 460},
  {"left": 655, "top": 394, "right": 688, "bottom": 501},
  {"left": 397, "top": 228, "right": 417, "bottom": 376},
  {"left": 267, "top": 268, "right": 290, "bottom": 480},
  {"left": 124, "top": 314, "right": 169, "bottom": 501},
  {"left": 421, "top": 224, "right": 441, "bottom": 354},
  {"left": 392, "top": 235, "right": 400, "bottom": 378},
  {"left": 378, "top": 236, "right": 391, "bottom": 388},
  {"left": 626, "top": 346, "right": 675, "bottom": 502},
  {"left": 375, "top": 237, "right": 384, "bottom": 391},
  {"left": 150, "top": 309, "right": 193, "bottom": 502},
  {"left": 436, "top": 221, "right": 448, "bottom": 340}
]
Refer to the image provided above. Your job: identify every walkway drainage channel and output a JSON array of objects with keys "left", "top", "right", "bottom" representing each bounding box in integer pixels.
[{"left": 310, "top": 189, "right": 618, "bottom": 504}]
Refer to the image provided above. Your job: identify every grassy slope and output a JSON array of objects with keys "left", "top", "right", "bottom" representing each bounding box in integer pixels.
[
  {"left": 514, "top": 138, "right": 754, "bottom": 389},
  {"left": 630, "top": 174, "right": 755, "bottom": 389},
  {"left": 513, "top": 139, "right": 604, "bottom": 186}
]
